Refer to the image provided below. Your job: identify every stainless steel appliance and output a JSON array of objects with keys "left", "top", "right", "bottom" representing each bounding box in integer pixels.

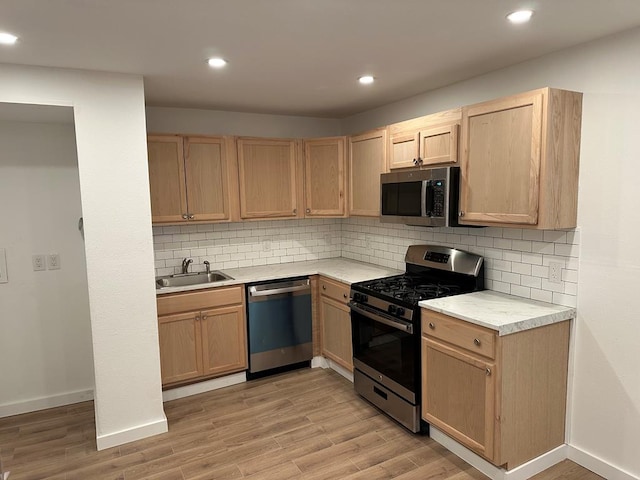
[
  {"left": 246, "top": 277, "right": 313, "bottom": 377},
  {"left": 350, "top": 245, "right": 484, "bottom": 432},
  {"left": 381, "top": 167, "right": 460, "bottom": 227}
]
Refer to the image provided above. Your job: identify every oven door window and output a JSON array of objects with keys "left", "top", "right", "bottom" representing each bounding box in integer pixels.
[
  {"left": 381, "top": 181, "right": 423, "bottom": 217},
  {"left": 352, "top": 309, "right": 415, "bottom": 392}
]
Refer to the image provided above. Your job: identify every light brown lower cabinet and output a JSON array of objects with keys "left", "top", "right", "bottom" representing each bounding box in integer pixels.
[
  {"left": 319, "top": 276, "right": 353, "bottom": 371},
  {"left": 421, "top": 309, "right": 570, "bottom": 470},
  {"left": 157, "top": 286, "right": 247, "bottom": 387}
]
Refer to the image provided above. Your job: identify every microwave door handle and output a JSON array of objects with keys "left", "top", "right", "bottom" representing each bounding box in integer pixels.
[{"left": 421, "top": 181, "right": 428, "bottom": 217}]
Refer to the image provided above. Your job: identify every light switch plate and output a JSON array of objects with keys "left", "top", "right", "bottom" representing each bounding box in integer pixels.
[{"left": 0, "top": 249, "right": 8, "bottom": 283}]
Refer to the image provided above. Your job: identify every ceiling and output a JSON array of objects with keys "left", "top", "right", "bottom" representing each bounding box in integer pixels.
[{"left": 2, "top": 1, "right": 640, "bottom": 118}]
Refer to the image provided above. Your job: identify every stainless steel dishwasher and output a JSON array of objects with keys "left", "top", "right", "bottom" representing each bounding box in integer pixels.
[{"left": 246, "top": 277, "right": 313, "bottom": 377}]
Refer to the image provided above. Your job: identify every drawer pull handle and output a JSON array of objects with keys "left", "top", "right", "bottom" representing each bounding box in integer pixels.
[
  {"left": 428, "top": 322, "right": 435, "bottom": 329},
  {"left": 486, "top": 368, "right": 492, "bottom": 376},
  {"left": 474, "top": 338, "right": 481, "bottom": 346}
]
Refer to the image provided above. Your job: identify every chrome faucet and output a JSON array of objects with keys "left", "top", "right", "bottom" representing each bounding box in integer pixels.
[
  {"left": 181, "top": 258, "right": 193, "bottom": 274},
  {"left": 204, "top": 260, "right": 211, "bottom": 274}
]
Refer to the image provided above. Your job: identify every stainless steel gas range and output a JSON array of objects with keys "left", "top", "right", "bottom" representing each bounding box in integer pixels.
[{"left": 349, "top": 245, "right": 484, "bottom": 432}]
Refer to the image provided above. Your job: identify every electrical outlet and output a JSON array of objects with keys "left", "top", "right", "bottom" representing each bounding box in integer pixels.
[
  {"left": 0, "top": 248, "right": 8, "bottom": 283},
  {"left": 548, "top": 261, "right": 562, "bottom": 284},
  {"left": 262, "top": 240, "right": 271, "bottom": 252},
  {"left": 32, "top": 254, "right": 46, "bottom": 271},
  {"left": 48, "top": 253, "right": 61, "bottom": 270}
]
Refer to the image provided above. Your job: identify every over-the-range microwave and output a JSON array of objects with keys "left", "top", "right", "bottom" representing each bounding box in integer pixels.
[{"left": 380, "top": 167, "right": 460, "bottom": 227}]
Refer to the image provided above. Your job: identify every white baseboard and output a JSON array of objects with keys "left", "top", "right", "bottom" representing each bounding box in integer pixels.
[
  {"left": 430, "top": 426, "right": 567, "bottom": 480},
  {"left": 311, "top": 356, "right": 354, "bottom": 382},
  {"left": 0, "top": 389, "right": 94, "bottom": 418},
  {"left": 96, "top": 415, "right": 168, "bottom": 451},
  {"left": 568, "top": 445, "right": 639, "bottom": 480},
  {"left": 162, "top": 372, "right": 246, "bottom": 402}
]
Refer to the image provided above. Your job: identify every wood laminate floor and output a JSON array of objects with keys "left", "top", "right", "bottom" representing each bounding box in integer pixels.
[{"left": 0, "top": 368, "right": 603, "bottom": 480}]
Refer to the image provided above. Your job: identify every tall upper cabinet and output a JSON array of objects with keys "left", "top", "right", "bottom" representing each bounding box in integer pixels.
[
  {"left": 236, "top": 137, "right": 304, "bottom": 220},
  {"left": 459, "top": 88, "right": 582, "bottom": 229},
  {"left": 348, "top": 128, "right": 388, "bottom": 217},
  {"left": 147, "top": 135, "right": 239, "bottom": 224},
  {"left": 388, "top": 108, "right": 461, "bottom": 169},
  {"left": 303, "top": 137, "right": 347, "bottom": 217}
]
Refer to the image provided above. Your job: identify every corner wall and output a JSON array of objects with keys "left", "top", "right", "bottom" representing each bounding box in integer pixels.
[
  {"left": 0, "top": 65, "right": 167, "bottom": 449},
  {"left": 0, "top": 120, "right": 93, "bottom": 416}
]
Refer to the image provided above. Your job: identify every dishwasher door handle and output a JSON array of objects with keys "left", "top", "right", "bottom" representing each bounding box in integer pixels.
[{"left": 248, "top": 283, "right": 310, "bottom": 297}]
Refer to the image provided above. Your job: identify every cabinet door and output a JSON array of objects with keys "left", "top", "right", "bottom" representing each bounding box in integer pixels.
[
  {"left": 389, "top": 131, "right": 420, "bottom": 169},
  {"left": 184, "top": 136, "right": 231, "bottom": 222},
  {"left": 237, "top": 138, "right": 300, "bottom": 219},
  {"left": 419, "top": 123, "right": 459, "bottom": 166},
  {"left": 303, "top": 137, "right": 346, "bottom": 217},
  {"left": 158, "top": 312, "right": 202, "bottom": 385},
  {"left": 200, "top": 305, "right": 247, "bottom": 377},
  {"left": 348, "top": 129, "right": 387, "bottom": 217},
  {"left": 320, "top": 295, "right": 353, "bottom": 371},
  {"left": 147, "top": 135, "right": 188, "bottom": 223},
  {"left": 460, "top": 92, "right": 543, "bottom": 225},
  {"left": 422, "top": 337, "right": 496, "bottom": 461}
]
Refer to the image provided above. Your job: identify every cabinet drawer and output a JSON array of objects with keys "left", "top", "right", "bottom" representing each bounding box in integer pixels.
[
  {"left": 421, "top": 309, "right": 496, "bottom": 359},
  {"left": 157, "top": 285, "right": 244, "bottom": 316},
  {"left": 319, "top": 276, "right": 350, "bottom": 304}
]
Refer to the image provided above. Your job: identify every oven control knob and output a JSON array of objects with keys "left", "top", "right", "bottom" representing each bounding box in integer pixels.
[
  {"left": 353, "top": 293, "right": 361, "bottom": 302},
  {"left": 388, "top": 305, "right": 397, "bottom": 314},
  {"left": 396, "top": 307, "right": 405, "bottom": 316},
  {"left": 361, "top": 294, "right": 368, "bottom": 302}
]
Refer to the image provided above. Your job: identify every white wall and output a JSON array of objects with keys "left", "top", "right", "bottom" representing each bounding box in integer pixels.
[
  {"left": 0, "top": 119, "right": 93, "bottom": 415},
  {"left": 341, "top": 27, "right": 640, "bottom": 480},
  {"left": 146, "top": 106, "right": 341, "bottom": 138},
  {"left": 0, "top": 65, "right": 167, "bottom": 449}
]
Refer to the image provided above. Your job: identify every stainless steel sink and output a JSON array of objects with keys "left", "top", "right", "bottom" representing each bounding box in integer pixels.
[{"left": 155, "top": 271, "right": 233, "bottom": 289}]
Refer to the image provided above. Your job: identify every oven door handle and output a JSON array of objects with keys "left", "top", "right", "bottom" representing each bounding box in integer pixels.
[{"left": 349, "top": 302, "right": 414, "bottom": 334}]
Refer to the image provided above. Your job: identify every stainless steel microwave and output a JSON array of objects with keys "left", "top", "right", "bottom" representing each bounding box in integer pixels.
[{"left": 380, "top": 167, "right": 460, "bottom": 227}]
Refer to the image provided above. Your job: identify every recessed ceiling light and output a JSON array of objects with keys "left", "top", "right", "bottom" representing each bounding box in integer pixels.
[
  {"left": 506, "top": 10, "right": 534, "bottom": 24},
  {"left": 359, "top": 75, "right": 375, "bottom": 85},
  {"left": 207, "top": 57, "right": 227, "bottom": 68},
  {"left": 0, "top": 32, "right": 18, "bottom": 45}
]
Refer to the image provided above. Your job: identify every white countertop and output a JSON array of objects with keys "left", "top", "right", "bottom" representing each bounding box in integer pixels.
[
  {"left": 156, "top": 258, "right": 402, "bottom": 295},
  {"left": 419, "top": 290, "right": 575, "bottom": 335}
]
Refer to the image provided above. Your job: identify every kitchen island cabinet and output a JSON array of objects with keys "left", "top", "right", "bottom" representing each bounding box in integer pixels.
[
  {"left": 459, "top": 87, "right": 582, "bottom": 229},
  {"left": 348, "top": 128, "right": 387, "bottom": 217},
  {"left": 236, "top": 137, "right": 304, "bottom": 220},
  {"left": 147, "top": 135, "right": 238, "bottom": 224},
  {"left": 319, "top": 276, "right": 353, "bottom": 371},
  {"left": 156, "top": 285, "right": 247, "bottom": 387},
  {"left": 421, "top": 306, "right": 571, "bottom": 470},
  {"left": 388, "top": 108, "right": 461, "bottom": 169},
  {"left": 303, "top": 137, "right": 347, "bottom": 217}
]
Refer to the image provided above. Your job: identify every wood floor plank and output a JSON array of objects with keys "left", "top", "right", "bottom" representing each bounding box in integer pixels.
[{"left": 0, "top": 368, "right": 601, "bottom": 480}]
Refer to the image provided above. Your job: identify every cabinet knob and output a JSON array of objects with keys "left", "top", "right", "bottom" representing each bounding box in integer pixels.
[
  {"left": 182, "top": 214, "right": 188, "bottom": 220},
  {"left": 293, "top": 208, "right": 297, "bottom": 214},
  {"left": 417, "top": 157, "right": 423, "bottom": 165},
  {"left": 306, "top": 208, "right": 311, "bottom": 213},
  {"left": 322, "top": 285, "right": 326, "bottom": 290},
  {"left": 413, "top": 158, "right": 418, "bottom": 165},
  {"left": 202, "top": 314, "right": 207, "bottom": 320},
  {"left": 486, "top": 368, "right": 492, "bottom": 376},
  {"left": 459, "top": 211, "right": 465, "bottom": 217},
  {"left": 428, "top": 322, "right": 435, "bottom": 329},
  {"left": 188, "top": 214, "right": 195, "bottom": 220},
  {"left": 343, "top": 293, "right": 348, "bottom": 299},
  {"left": 195, "top": 315, "right": 200, "bottom": 321},
  {"left": 474, "top": 338, "right": 481, "bottom": 346}
]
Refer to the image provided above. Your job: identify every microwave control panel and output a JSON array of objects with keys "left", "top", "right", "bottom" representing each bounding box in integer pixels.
[{"left": 430, "top": 179, "right": 446, "bottom": 217}]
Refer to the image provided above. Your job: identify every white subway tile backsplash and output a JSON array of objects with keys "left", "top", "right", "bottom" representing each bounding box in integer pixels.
[{"left": 153, "top": 217, "right": 580, "bottom": 308}]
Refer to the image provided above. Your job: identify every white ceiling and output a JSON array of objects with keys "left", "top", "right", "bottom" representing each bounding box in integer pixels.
[{"left": 2, "top": 0, "right": 640, "bottom": 118}]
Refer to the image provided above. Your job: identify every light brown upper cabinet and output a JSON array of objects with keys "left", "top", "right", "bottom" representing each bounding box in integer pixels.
[
  {"left": 388, "top": 108, "right": 461, "bottom": 170},
  {"left": 147, "top": 135, "right": 239, "bottom": 224},
  {"left": 237, "top": 137, "right": 304, "bottom": 220},
  {"left": 303, "top": 137, "right": 347, "bottom": 217},
  {"left": 348, "top": 128, "right": 388, "bottom": 217},
  {"left": 460, "top": 88, "right": 582, "bottom": 229}
]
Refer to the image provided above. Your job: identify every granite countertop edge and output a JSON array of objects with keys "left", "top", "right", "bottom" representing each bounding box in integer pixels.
[
  {"left": 155, "top": 258, "right": 402, "bottom": 295},
  {"left": 419, "top": 291, "right": 576, "bottom": 335}
]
